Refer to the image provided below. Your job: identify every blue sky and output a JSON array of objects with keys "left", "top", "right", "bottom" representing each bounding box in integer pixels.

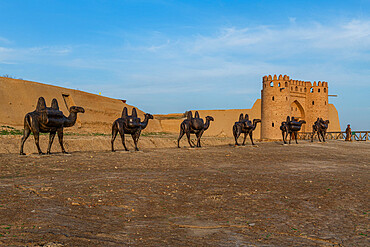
[{"left": 0, "top": 0, "right": 369, "bottom": 129}]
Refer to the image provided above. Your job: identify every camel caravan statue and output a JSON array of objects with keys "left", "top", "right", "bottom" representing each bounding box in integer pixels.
[
  {"left": 111, "top": 107, "right": 153, "bottom": 151},
  {"left": 311, "top": 118, "right": 330, "bottom": 142},
  {"left": 20, "top": 97, "right": 85, "bottom": 155},
  {"left": 280, "top": 116, "right": 306, "bottom": 144},
  {"left": 177, "top": 111, "right": 214, "bottom": 148},
  {"left": 233, "top": 113, "right": 261, "bottom": 146}
]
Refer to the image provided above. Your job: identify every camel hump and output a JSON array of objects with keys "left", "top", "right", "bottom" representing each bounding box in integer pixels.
[
  {"left": 121, "top": 107, "right": 128, "bottom": 118},
  {"left": 194, "top": 111, "right": 200, "bottom": 118},
  {"left": 244, "top": 114, "right": 249, "bottom": 121},
  {"left": 36, "top": 97, "right": 47, "bottom": 111},
  {"left": 186, "top": 111, "right": 193, "bottom": 120},
  {"left": 51, "top": 98, "right": 59, "bottom": 110},
  {"left": 132, "top": 108, "right": 138, "bottom": 118},
  {"left": 238, "top": 113, "right": 244, "bottom": 122}
]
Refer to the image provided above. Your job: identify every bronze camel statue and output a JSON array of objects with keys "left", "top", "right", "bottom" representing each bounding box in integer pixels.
[
  {"left": 111, "top": 107, "right": 153, "bottom": 151},
  {"left": 311, "top": 118, "right": 330, "bottom": 142},
  {"left": 280, "top": 116, "right": 306, "bottom": 144},
  {"left": 177, "top": 111, "right": 214, "bottom": 148},
  {"left": 20, "top": 97, "right": 85, "bottom": 155},
  {"left": 233, "top": 113, "right": 261, "bottom": 146}
]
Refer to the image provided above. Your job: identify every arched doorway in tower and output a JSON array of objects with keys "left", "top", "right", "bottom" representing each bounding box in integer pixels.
[{"left": 290, "top": 100, "right": 306, "bottom": 132}]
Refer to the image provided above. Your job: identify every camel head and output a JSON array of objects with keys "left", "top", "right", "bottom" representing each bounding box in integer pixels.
[
  {"left": 299, "top": 120, "right": 306, "bottom": 124},
  {"left": 69, "top": 106, "right": 85, "bottom": 114},
  {"left": 205, "top": 116, "right": 214, "bottom": 122},
  {"left": 253, "top": 119, "right": 261, "bottom": 124},
  {"left": 145, "top": 113, "right": 154, "bottom": 120}
]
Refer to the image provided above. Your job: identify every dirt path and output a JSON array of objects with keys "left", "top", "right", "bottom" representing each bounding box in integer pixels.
[{"left": 0, "top": 141, "right": 369, "bottom": 246}]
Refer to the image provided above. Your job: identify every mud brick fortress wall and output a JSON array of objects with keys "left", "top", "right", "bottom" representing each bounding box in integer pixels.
[
  {"left": 261, "top": 74, "right": 340, "bottom": 139},
  {"left": 0, "top": 77, "right": 162, "bottom": 134}
]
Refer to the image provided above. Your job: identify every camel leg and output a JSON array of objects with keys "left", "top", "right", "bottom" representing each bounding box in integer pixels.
[
  {"left": 242, "top": 132, "right": 247, "bottom": 145},
  {"left": 289, "top": 132, "right": 292, "bottom": 144},
  {"left": 186, "top": 131, "right": 193, "bottom": 148},
  {"left": 27, "top": 116, "right": 44, "bottom": 154},
  {"left": 322, "top": 131, "right": 326, "bottom": 142},
  {"left": 47, "top": 131, "right": 56, "bottom": 154},
  {"left": 118, "top": 123, "right": 128, "bottom": 151},
  {"left": 20, "top": 125, "right": 31, "bottom": 155},
  {"left": 57, "top": 128, "right": 67, "bottom": 154},
  {"left": 233, "top": 126, "right": 240, "bottom": 146},
  {"left": 285, "top": 131, "right": 289, "bottom": 144},
  {"left": 132, "top": 130, "right": 141, "bottom": 151},
  {"left": 249, "top": 131, "right": 255, "bottom": 145},
  {"left": 196, "top": 129, "right": 204, "bottom": 147},
  {"left": 282, "top": 130, "right": 287, "bottom": 144},
  {"left": 33, "top": 131, "right": 44, "bottom": 155},
  {"left": 111, "top": 121, "right": 119, "bottom": 152},
  {"left": 295, "top": 132, "right": 298, "bottom": 144},
  {"left": 177, "top": 127, "right": 185, "bottom": 148},
  {"left": 317, "top": 131, "right": 322, "bottom": 142}
]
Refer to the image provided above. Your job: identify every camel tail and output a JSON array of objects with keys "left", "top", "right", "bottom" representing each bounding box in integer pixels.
[
  {"left": 24, "top": 114, "right": 32, "bottom": 131},
  {"left": 112, "top": 120, "right": 119, "bottom": 135}
]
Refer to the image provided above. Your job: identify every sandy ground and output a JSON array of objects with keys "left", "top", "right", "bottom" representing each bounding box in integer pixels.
[{"left": 0, "top": 140, "right": 369, "bottom": 246}]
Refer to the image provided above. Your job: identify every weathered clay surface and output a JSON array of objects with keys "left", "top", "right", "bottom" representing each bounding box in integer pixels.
[{"left": 0, "top": 140, "right": 368, "bottom": 246}]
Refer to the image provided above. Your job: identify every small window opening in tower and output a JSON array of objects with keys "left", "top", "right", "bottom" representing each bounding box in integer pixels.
[
  {"left": 272, "top": 96, "right": 274, "bottom": 101},
  {"left": 325, "top": 101, "right": 327, "bottom": 105},
  {"left": 278, "top": 83, "right": 281, "bottom": 87},
  {"left": 291, "top": 107, "right": 293, "bottom": 111},
  {"left": 291, "top": 87, "right": 293, "bottom": 90},
  {"left": 295, "top": 86, "right": 298, "bottom": 91},
  {"left": 272, "top": 122, "right": 274, "bottom": 127},
  {"left": 304, "top": 88, "right": 307, "bottom": 92},
  {"left": 270, "top": 81, "right": 274, "bottom": 87},
  {"left": 264, "top": 84, "right": 266, "bottom": 88},
  {"left": 296, "top": 107, "right": 298, "bottom": 111},
  {"left": 310, "top": 88, "right": 314, "bottom": 93},
  {"left": 324, "top": 88, "right": 326, "bottom": 93},
  {"left": 300, "top": 88, "right": 302, "bottom": 92},
  {"left": 318, "top": 88, "right": 321, "bottom": 93},
  {"left": 312, "top": 101, "right": 315, "bottom": 105},
  {"left": 286, "top": 97, "right": 288, "bottom": 101},
  {"left": 285, "top": 82, "right": 288, "bottom": 87}
]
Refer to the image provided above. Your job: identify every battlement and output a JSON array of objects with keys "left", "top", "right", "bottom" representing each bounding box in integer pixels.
[
  {"left": 262, "top": 74, "right": 328, "bottom": 88},
  {"left": 263, "top": 74, "right": 290, "bottom": 82}
]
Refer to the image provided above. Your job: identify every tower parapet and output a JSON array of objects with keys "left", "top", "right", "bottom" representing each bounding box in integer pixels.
[
  {"left": 261, "top": 74, "right": 290, "bottom": 139},
  {"left": 261, "top": 74, "right": 330, "bottom": 139}
]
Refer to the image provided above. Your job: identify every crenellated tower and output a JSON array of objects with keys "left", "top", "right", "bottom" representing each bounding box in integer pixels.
[{"left": 261, "top": 74, "right": 329, "bottom": 140}]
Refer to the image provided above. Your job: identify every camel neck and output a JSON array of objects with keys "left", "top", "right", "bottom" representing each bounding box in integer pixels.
[
  {"left": 64, "top": 111, "right": 78, "bottom": 127},
  {"left": 140, "top": 116, "right": 151, "bottom": 129}
]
